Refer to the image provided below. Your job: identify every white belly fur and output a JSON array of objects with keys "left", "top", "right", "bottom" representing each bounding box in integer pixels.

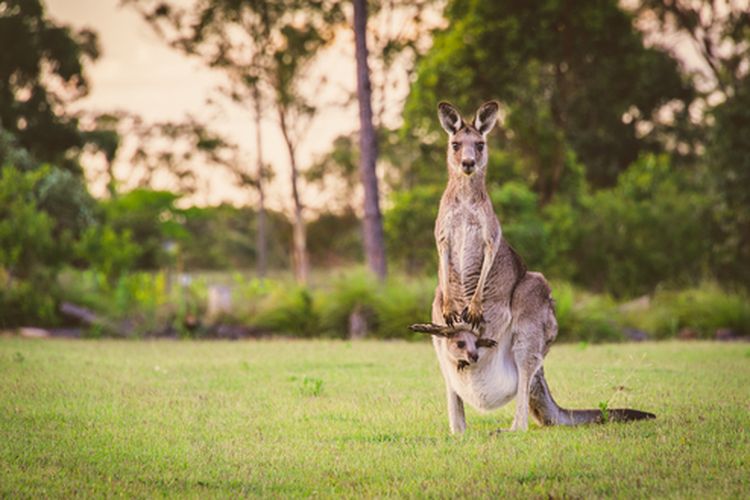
[{"left": 442, "top": 337, "right": 518, "bottom": 412}]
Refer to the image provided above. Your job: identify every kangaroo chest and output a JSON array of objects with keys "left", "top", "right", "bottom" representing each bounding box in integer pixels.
[{"left": 441, "top": 203, "right": 486, "bottom": 295}]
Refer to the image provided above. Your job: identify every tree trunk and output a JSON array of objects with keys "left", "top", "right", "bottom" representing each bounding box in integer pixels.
[
  {"left": 278, "top": 108, "right": 309, "bottom": 284},
  {"left": 105, "top": 158, "right": 117, "bottom": 198},
  {"left": 253, "top": 88, "right": 267, "bottom": 278},
  {"left": 353, "top": 0, "right": 387, "bottom": 280}
]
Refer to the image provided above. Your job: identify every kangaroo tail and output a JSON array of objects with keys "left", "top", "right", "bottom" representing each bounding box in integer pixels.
[{"left": 529, "top": 368, "right": 655, "bottom": 426}]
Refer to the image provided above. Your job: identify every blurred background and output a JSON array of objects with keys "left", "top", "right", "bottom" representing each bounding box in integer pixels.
[{"left": 1, "top": 0, "right": 748, "bottom": 341}]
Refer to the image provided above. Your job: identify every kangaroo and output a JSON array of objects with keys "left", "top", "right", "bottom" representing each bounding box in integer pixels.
[{"left": 411, "top": 101, "right": 655, "bottom": 434}]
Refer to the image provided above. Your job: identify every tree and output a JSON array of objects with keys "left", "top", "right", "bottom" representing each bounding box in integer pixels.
[
  {"left": 353, "top": 0, "right": 387, "bottom": 280},
  {"left": 637, "top": 0, "right": 750, "bottom": 99},
  {"left": 402, "top": 0, "right": 693, "bottom": 199},
  {"left": 708, "top": 79, "right": 750, "bottom": 288},
  {"left": 634, "top": 1, "right": 750, "bottom": 288},
  {"left": 127, "top": 0, "right": 344, "bottom": 283},
  {"left": 0, "top": 0, "right": 99, "bottom": 173}
]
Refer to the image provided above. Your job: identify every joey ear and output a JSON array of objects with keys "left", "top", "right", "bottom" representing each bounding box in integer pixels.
[
  {"left": 473, "top": 101, "right": 500, "bottom": 135},
  {"left": 476, "top": 338, "right": 497, "bottom": 348},
  {"left": 437, "top": 101, "right": 464, "bottom": 134},
  {"left": 409, "top": 323, "right": 454, "bottom": 337}
]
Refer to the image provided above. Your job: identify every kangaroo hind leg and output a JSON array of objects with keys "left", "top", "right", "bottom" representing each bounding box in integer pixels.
[{"left": 508, "top": 272, "right": 556, "bottom": 432}]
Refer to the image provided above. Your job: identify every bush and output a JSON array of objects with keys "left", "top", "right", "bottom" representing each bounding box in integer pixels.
[
  {"left": 384, "top": 185, "right": 441, "bottom": 273},
  {"left": 0, "top": 166, "right": 60, "bottom": 326},
  {"left": 490, "top": 181, "right": 550, "bottom": 270},
  {"left": 551, "top": 282, "right": 623, "bottom": 342},
  {"left": 250, "top": 283, "right": 318, "bottom": 337},
  {"left": 546, "top": 155, "right": 714, "bottom": 297},
  {"left": 623, "top": 284, "right": 750, "bottom": 339}
]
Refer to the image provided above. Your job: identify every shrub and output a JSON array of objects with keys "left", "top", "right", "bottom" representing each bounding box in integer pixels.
[
  {"left": 314, "top": 270, "right": 379, "bottom": 338},
  {"left": 250, "top": 284, "right": 318, "bottom": 337},
  {"left": 490, "top": 181, "right": 550, "bottom": 270},
  {"left": 623, "top": 284, "right": 750, "bottom": 339},
  {"left": 547, "top": 155, "right": 714, "bottom": 297},
  {"left": 551, "top": 282, "right": 624, "bottom": 342},
  {"left": 0, "top": 166, "right": 60, "bottom": 326},
  {"left": 384, "top": 185, "right": 441, "bottom": 273}
]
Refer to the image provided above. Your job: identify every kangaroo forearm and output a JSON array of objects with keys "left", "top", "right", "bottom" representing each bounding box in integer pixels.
[
  {"left": 471, "top": 237, "right": 499, "bottom": 303},
  {"left": 438, "top": 240, "right": 451, "bottom": 299}
]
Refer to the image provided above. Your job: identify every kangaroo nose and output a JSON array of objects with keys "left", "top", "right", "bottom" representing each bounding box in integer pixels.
[
  {"left": 461, "top": 159, "right": 475, "bottom": 174},
  {"left": 469, "top": 352, "right": 478, "bottom": 363}
]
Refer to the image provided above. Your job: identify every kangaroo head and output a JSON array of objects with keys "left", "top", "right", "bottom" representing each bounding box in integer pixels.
[
  {"left": 437, "top": 101, "right": 500, "bottom": 176},
  {"left": 409, "top": 323, "right": 497, "bottom": 370}
]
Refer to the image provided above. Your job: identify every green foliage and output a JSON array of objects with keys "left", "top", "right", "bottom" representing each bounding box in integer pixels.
[
  {"left": 384, "top": 185, "right": 441, "bottom": 273},
  {"left": 490, "top": 181, "right": 548, "bottom": 270},
  {"left": 0, "top": 166, "right": 59, "bottom": 325},
  {"left": 547, "top": 155, "right": 713, "bottom": 296},
  {"left": 551, "top": 282, "right": 623, "bottom": 343},
  {"left": 708, "top": 78, "right": 750, "bottom": 287},
  {"left": 0, "top": 0, "right": 99, "bottom": 170},
  {"left": 402, "top": 0, "right": 692, "bottom": 193},
  {"left": 35, "top": 166, "right": 97, "bottom": 242},
  {"left": 307, "top": 210, "right": 362, "bottom": 267},
  {"left": 251, "top": 284, "right": 318, "bottom": 337},
  {"left": 315, "top": 270, "right": 378, "bottom": 338},
  {"left": 181, "top": 204, "right": 291, "bottom": 270},
  {"left": 297, "top": 375, "right": 324, "bottom": 397},
  {"left": 61, "top": 269, "right": 210, "bottom": 337},
  {"left": 623, "top": 284, "right": 750, "bottom": 339},
  {"left": 103, "top": 189, "right": 186, "bottom": 269},
  {"left": 75, "top": 225, "right": 140, "bottom": 284}
]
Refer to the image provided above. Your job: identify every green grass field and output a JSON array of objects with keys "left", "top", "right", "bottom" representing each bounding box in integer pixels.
[{"left": 1, "top": 338, "right": 748, "bottom": 497}]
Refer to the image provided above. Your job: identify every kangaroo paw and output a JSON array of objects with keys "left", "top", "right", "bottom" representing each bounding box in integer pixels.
[
  {"left": 461, "top": 304, "right": 484, "bottom": 329},
  {"left": 442, "top": 309, "right": 461, "bottom": 327}
]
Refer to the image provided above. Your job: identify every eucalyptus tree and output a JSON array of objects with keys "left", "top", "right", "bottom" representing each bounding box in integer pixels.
[
  {"left": 0, "top": 0, "right": 99, "bottom": 173},
  {"left": 403, "top": 0, "right": 692, "bottom": 198},
  {"left": 353, "top": 0, "right": 386, "bottom": 279},
  {"left": 126, "top": 0, "right": 343, "bottom": 283}
]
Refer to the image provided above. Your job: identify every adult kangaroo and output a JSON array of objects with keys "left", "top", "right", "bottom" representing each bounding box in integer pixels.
[{"left": 411, "top": 101, "right": 655, "bottom": 434}]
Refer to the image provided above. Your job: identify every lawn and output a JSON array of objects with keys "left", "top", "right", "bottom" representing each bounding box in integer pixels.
[{"left": 1, "top": 338, "right": 748, "bottom": 497}]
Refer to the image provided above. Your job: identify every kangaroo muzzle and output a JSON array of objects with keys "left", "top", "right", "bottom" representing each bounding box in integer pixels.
[{"left": 461, "top": 159, "right": 476, "bottom": 174}]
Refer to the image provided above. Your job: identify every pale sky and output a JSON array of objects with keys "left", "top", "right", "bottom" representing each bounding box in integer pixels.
[{"left": 45, "top": 0, "right": 379, "bottom": 212}]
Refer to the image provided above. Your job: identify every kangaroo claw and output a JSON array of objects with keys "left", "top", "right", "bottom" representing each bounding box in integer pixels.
[
  {"left": 443, "top": 310, "right": 461, "bottom": 327},
  {"left": 461, "top": 306, "right": 484, "bottom": 329}
]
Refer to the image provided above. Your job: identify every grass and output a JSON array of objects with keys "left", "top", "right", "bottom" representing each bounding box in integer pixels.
[{"left": 0, "top": 338, "right": 748, "bottom": 497}]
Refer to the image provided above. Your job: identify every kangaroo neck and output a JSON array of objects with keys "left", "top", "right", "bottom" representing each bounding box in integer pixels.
[{"left": 446, "top": 169, "right": 488, "bottom": 204}]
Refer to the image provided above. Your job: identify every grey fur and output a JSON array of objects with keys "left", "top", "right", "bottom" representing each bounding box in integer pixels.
[{"left": 424, "top": 101, "right": 655, "bottom": 433}]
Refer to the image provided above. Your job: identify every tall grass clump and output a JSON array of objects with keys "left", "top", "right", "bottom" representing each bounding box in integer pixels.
[
  {"left": 61, "top": 269, "right": 209, "bottom": 337},
  {"left": 312, "top": 269, "right": 434, "bottom": 339},
  {"left": 623, "top": 283, "right": 750, "bottom": 338},
  {"left": 249, "top": 283, "right": 318, "bottom": 337},
  {"left": 552, "top": 282, "right": 624, "bottom": 342}
]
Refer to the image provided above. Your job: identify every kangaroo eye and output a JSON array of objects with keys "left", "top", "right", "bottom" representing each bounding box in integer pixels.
[
  {"left": 456, "top": 341, "right": 466, "bottom": 349},
  {"left": 476, "top": 142, "right": 485, "bottom": 152},
  {"left": 451, "top": 142, "right": 460, "bottom": 151}
]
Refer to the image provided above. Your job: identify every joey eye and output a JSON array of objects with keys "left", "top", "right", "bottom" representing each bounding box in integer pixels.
[
  {"left": 456, "top": 341, "right": 466, "bottom": 349},
  {"left": 476, "top": 142, "right": 485, "bottom": 152},
  {"left": 451, "top": 142, "right": 460, "bottom": 151}
]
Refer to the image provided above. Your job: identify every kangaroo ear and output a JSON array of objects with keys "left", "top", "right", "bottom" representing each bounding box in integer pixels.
[
  {"left": 437, "top": 101, "right": 463, "bottom": 134},
  {"left": 409, "top": 323, "right": 454, "bottom": 337},
  {"left": 473, "top": 101, "right": 500, "bottom": 135}
]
